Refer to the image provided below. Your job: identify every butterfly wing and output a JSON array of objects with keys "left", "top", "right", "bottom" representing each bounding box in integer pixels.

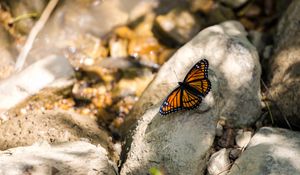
[
  {"left": 184, "top": 59, "right": 211, "bottom": 96},
  {"left": 188, "top": 79, "right": 211, "bottom": 96},
  {"left": 159, "top": 87, "right": 183, "bottom": 115},
  {"left": 160, "top": 59, "right": 211, "bottom": 115},
  {"left": 160, "top": 86, "right": 202, "bottom": 115},
  {"left": 184, "top": 59, "right": 209, "bottom": 82},
  {"left": 182, "top": 88, "right": 202, "bottom": 110}
]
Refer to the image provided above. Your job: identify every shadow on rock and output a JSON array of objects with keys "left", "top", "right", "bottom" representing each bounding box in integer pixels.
[{"left": 267, "top": 0, "right": 300, "bottom": 129}]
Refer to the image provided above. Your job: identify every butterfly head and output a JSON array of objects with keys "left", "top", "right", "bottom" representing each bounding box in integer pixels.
[{"left": 178, "top": 82, "right": 184, "bottom": 86}]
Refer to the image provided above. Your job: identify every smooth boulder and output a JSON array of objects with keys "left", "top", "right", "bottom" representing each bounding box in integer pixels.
[{"left": 120, "top": 20, "right": 261, "bottom": 174}]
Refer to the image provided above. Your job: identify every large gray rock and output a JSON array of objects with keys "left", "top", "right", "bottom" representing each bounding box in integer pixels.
[
  {"left": 121, "top": 104, "right": 217, "bottom": 175},
  {"left": 120, "top": 20, "right": 261, "bottom": 174},
  {"left": 267, "top": 0, "right": 300, "bottom": 129},
  {"left": 228, "top": 127, "right": 300, "bottom": 175},
  {"left": 121, "top": 20, "right": 261, "bottom": 135},
  {"left": 0, "top": 141, "right": 117, "bottom": 175}
]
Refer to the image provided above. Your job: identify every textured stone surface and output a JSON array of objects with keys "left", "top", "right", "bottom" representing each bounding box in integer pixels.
[
  {"left": 121, "top": 20, "right": 261, "bottom": 135},
  {"left": 120, "top": 20, "right": 261, "bottom": 174},
  {"left": 0, "top": 110, "right": 110, "bottom": 152},
  {"left": 228, "top": 127, "right": 300, "bottom": 175},
  {"left": 0, "top": 141, "right": 116, "bottom": 175},
  {"left": 121, "top": 104, "right": 217, "bottom": 175},
  {"left": 267, "top": 0, "right": 300, "bottom": 129}
]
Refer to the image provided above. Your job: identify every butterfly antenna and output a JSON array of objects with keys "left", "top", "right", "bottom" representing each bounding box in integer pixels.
[
  {"left": 172, "top": 61, "right": 190, "bottom": 82},
  {"left": 172, "top": 67, "right": 179, "bottom": 82}
]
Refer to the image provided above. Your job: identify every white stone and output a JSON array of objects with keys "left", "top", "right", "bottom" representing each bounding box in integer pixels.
[
  {"left": 220, "top": 0, "right": 248, "bottom": 8},
  {"left": 216, "top": 122, "right": 224, "bottom": 137},
  {"left": 235, "top": 130, "right": 252, "bottom": 148},
  {"left": 0, "top": 141, "right": 116, "bottom": 175},
  {"left": 207, "top": 148, "right": 231, "bottom": 175}
]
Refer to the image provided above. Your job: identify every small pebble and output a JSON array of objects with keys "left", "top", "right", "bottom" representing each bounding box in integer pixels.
[
  {"left": 216, "top": 122, "right": 224, "bottom": 137},
  {"left": 109, "top": 37, "right": 128, "bottom": 58},
  {"left": 235, "top": 130, "right": 252, "bottom": 148},
  {"left": 207, "top": 148, "right": 231, "bottom": 175},
  {"left": 220, "top": 0, "right": 248, "bottom": 8}
]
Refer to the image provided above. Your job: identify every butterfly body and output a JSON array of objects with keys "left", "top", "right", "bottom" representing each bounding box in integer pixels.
[
  {"left": 159, "top": 59, "right": 211, "bottom": 115},
  {"left": 178, "top": 81, "right": 204, "bottom": 98}
]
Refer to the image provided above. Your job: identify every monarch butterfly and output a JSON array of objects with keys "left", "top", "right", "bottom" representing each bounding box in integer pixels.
[{"left": 159, "top": 59, "right": 211, "bottom": 115}]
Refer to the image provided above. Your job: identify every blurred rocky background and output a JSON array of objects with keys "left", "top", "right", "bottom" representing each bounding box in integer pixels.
[{"left": 0, "top": 0, "right": 299, "bottom": 175}]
